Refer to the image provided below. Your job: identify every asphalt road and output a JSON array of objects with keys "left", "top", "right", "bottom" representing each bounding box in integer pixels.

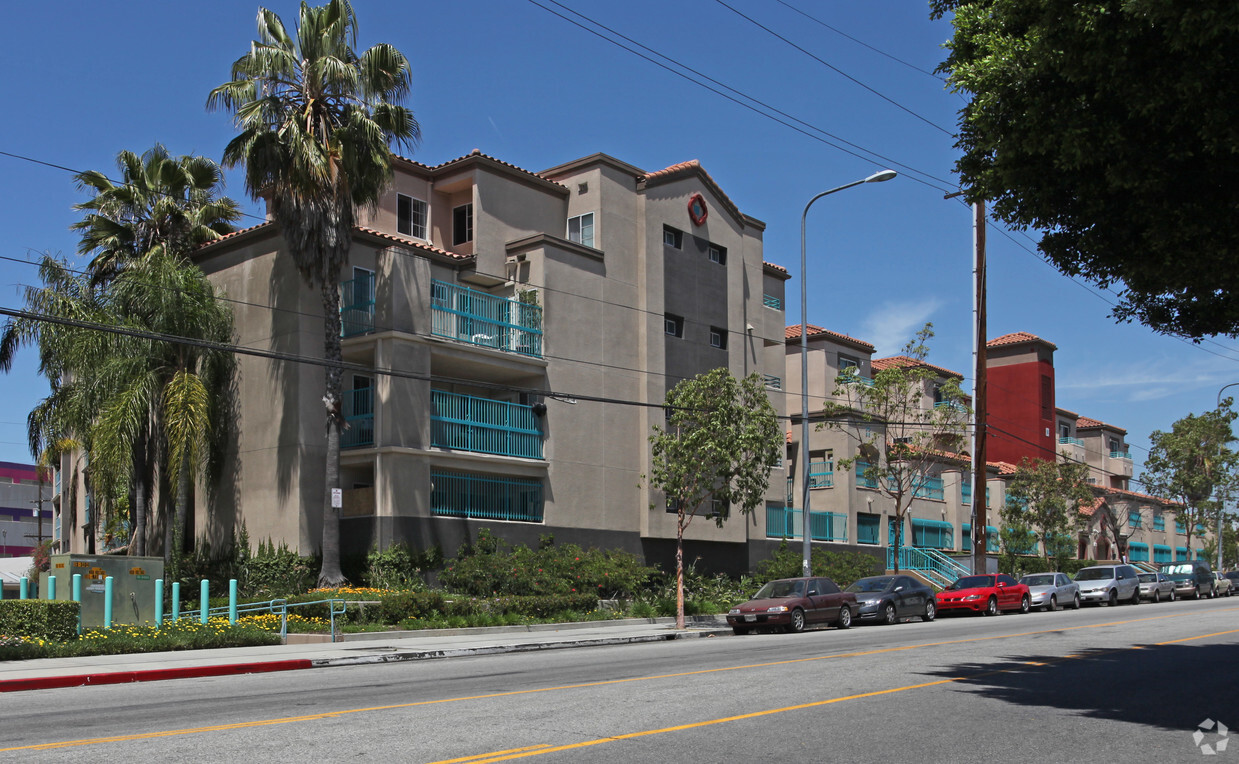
[{"left": 3, "top": 595, "right": 1237, "bottom": 763}]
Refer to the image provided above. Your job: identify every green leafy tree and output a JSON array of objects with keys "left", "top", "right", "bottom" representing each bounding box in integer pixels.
[
  {"left": 822, "top": 325, "right": 969, "bottom": 571},
  {"left": 1200, "top": 512, "right": 1237, "bottom": 570},
  {"left": 208, "top": 1, "right": 420, "bottom": 585},
  {"left": 1142, "top": 405, "right": 1238, "bottom": 562},
  {"left": 930, "top": 1, "right": 1239, "bottom": 338},
  {"left": 1001, "top": 457, "right": 1094, "bottom": 564},
  {"left": 648, "top": 368, "right": 783, "bottom": 628}
]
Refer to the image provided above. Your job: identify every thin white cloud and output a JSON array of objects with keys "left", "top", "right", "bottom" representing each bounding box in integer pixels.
[
  {"left": 862, "top": 299, "right": 943, "bottom": 356},
  {"left": 1057, "top": 356, "right": 1239, "bottom": 403}
]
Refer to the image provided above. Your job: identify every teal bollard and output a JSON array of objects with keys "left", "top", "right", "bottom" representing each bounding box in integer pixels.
[
  {"left": 200, "top": 579, "right": 209, "bottom": 625},
  {"left": 19, "top": 577, "right": 28, "bottom": 600},
  {"left": 47, "top": 575, "right": 56, "bottom": 601},
  {"left": 72, "top": 574, "right": 82, "bottom": 635},
  {"left": 172, "top": 582, "right": 181, "bottom": 621},
  {"left": 104, "top": 576, "right": 114, "bottom": 629},
  {"left": 155, "top": 579, "right": 164, "bottom": 626},
  {"left": 229, "top": 579, "right": 238, "bottom": 625}
]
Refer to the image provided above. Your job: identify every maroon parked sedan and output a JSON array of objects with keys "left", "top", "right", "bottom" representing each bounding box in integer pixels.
[
  {"left": 727, "top": 577, "right": 856, "bottom": 634},
  {"left": 936, "top": 574, "right": 1031, "bottom": 616}
]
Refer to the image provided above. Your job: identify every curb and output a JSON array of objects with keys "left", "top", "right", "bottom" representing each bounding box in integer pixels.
[
  {"left": 0, "top": 659, "right": 314, "bottom": 693},
  {"left": 0, "top": 628, "right": 732, "bottom": 693}
]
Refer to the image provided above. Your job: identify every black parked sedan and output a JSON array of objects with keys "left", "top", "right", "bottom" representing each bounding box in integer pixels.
[{"left": 844, "top": 574, "right": 937, "bottom": 625}]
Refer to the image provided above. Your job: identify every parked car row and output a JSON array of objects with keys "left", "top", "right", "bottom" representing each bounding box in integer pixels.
[{"left": 727, "top": 561, "right": 1236, "bottom": 635}]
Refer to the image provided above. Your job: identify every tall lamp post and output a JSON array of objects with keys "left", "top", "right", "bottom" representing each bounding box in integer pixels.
[{"left": 800, "top": 170, "right": 897, "bottom": 576}]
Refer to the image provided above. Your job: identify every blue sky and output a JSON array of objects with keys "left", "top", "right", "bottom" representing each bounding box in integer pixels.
[{"left": 0, "top": 0, "right": 1234, "bottom": 486}]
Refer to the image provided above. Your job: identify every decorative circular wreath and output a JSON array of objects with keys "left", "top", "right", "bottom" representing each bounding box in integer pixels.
[{"left": 687, "top": 193, "right": 708, "bottom": 226}]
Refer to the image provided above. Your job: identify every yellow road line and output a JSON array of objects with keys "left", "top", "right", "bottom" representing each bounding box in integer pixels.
[{"left": 5, "top": 607, "right": 1236, "bottom": 753}]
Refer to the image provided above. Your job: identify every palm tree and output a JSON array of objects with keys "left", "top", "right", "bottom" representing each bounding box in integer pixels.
[
  {"left": 72, "top": 145, "right": 240, "bottom": 285},
  {"left": 208, "top": 1, "right": 419, "bottom": 585}
]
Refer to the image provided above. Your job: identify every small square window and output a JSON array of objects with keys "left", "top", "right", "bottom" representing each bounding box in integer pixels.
[
  {"left": 710, "top": 327, "right": 726, "bottom": 349},
  {"left": 663, "top": 226, "right": 682, "bottom": 249},
  {"left": 838, "top": 354, "right": 859, "bottom": 371},
  {"left": 568, "top": 213, "right": 595, "bottom": 248},
  {"left": 397, "top": 194, "right": 427, "bottom": 239},
  {"left": 452, "top": 203, "right": 473, "bottom": 246},
  {"left": 708, "top": 244, "right": 726, "bottom": 264},
  {"left": 664, "top": 314, "right": 683, "bottom": 338}
]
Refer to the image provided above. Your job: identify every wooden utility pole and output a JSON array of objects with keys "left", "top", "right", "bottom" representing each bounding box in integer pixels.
[{"left": 970, "top": 200, "right": 988, "bottom": 576}]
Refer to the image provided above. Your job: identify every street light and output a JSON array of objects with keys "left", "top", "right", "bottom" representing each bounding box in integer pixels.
[
  {"left": 1218, "top": 383, "right": 1239, "bottom": 409},
  {"left": 800, "top": 170, "right": 897, "bottom": 576}
]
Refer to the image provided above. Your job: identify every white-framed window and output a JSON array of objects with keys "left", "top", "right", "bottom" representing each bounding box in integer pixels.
[
  {"left": 663, "top": 226, "right": 682, "bottom": 249},
  {"left": 838, "top": 354, "right": 859, "bottom": 371},
  {"left": 1059, "top": 423, "right": 1072, "bottom": 438},
  {"left": 452, "top": 203, "right": 473, "bottom": 245},
  {"left": 664, "top": 314, "right": 683, "bottom": 338},
  {"left": 708, "top": 244, "right": 726, "bottom": 264},
  {"left": 397, "top": 194, "right": 428, "bottom": 239},
  {"left": 567, "top": 212, "right": 595, "bottom": 248},
  {"left": 709, "top": 327, "right": 726, "bottom": 349}
]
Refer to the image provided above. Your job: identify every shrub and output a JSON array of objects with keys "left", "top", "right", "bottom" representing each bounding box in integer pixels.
[
  {"left": 241, "top": 539, "right": 316, "bottom": 597},
  {"left": 0, "top": 600, "right": 80, "bottom": 642},
  {"left": 364, "top": 543, "right": 434, "bottom": 590},
  {"left": 754, "top": 542, "right": 883, "bottom": 588}
]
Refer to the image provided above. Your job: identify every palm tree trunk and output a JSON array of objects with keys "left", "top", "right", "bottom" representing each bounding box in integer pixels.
[
  {"left": 318, "top": 280, "right": 347, "bottom": 586},
  {"left": 131, "top": 433, "right": 148, "bottom": 556},
  {"left": 675, "top": 510, "right": 685, "bottom": 630}
]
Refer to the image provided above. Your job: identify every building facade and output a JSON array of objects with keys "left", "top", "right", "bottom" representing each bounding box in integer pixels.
[{"left": 0, "top": 462, "right": 53, "bottom": 558}]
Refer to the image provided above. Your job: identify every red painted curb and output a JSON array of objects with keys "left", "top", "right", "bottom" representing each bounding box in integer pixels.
[{"left": 0, "top": 659, "right": 315, "bottom": 693}]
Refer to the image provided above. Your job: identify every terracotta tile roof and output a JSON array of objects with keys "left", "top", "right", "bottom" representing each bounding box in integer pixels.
[
  {"left": 989, "top": 460, "right": 1019, "bottom": 476},
  {"left": 786, "top": 430, "right": 793, "bottom": 444},
  {"left": 639, "top": 159, "right": 744, "bottom": 224},
  {"left": 1055, "top": 406, "right": 1079, "bottom": 418},
  {"left": 1076, "top": 416, "right": 1126, "bottom": 434},
  {"left": 1079, "top": 496, "right": 1106, "bottom": 517},
  {"left": 784, "top": 324, "right": 875, "bottom": 351},
  {"left": 871, "top": 355, "right": 963, "bottom": 380},
  {"left": 430, "top": 149, "right": 569, "bottom": 189},
  {"left": 987, "top": 331, "right": 1057, "bottom": 350},
  {"left": 764, "top": 261, "right": 788, "bottom": 274},
  {"left": 1103, "top": 487, "right": 1174, "bottom": 505},
  {"left": 195, "top": 221, "right": 277, "bottom": 253},
  {"left": 354, "top": 226, "right": 471, "bottom": 260}
]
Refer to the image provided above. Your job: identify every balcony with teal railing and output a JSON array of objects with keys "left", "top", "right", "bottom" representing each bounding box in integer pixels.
[
  {"left": 913, "top": 475, "right": 944, "bottom": 501},
  {"left": 431, "top": 471, "right": 543, "bottom": 522},
  {"left": 808, "top": 460, "right": 834, "bottom": 489},
  {"left": 430, "top": 390, "right": 543, "bottom": 459},
  {"left": 342, "top": 386, "right": 374, "bottom": 448},
  {"left": 854, "top": 461, "right": 879, "bottom": 489},
  {"left": 765, "top": 505, "right": 847, "bottom": 542},
  {"left": 837, "top": 372, "right": 875, "bottom": 387},
  {"left": 933, "top": 400, "right": 968, "bottom": 414},
  {"left": 763, "top": 294, "right": 782, "bottom": 310},
  {"left": 431, "top": 280, "right": 542, "bottom": 358},
  {"left": 763, "top": 374, "right": 782, "bottom": 390},
  {"left": 960, "top": 482, "right": 991, "bottom": 506},
  {"left": 341, "top": 272, "right": 375, "bottom": 337},
  {"left": 1110, "top": 450, "right": 1132, "bottom": 460},
  {"left": 1058, "top": 436, "right": 1084, "bottom": 446}
]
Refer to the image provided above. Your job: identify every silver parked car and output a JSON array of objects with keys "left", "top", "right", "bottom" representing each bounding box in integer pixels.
[
  {"left": 1214, "top": 572, "right": 1233, "bottom": 597},
  {"left": 1075, "top": 564, "right": 1142, "bottom": 606},
  {"left": 1019, "top": 572, "right": 1080, "bottom": 611},
  {"left": 1137, "top": 572, "right": 1176, "bottom": 602}
]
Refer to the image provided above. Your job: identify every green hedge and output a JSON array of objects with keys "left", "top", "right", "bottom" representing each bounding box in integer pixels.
[{"left": 0, "top": 600, "right": 80, "bottom": 641}]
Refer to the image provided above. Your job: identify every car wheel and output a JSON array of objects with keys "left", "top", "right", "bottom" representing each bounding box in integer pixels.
[
  {"left": 1049, "top": 595, "right": 1058, "bottom": 612},
  {"left": 983, "top": 596, "right": 998, "bottom": 616},
  {"left": 732, "top": 626, "right": 749, "bottom": 636},
  {"left": 1107, "top": 590, "right": 1118, "bottom": 607},
  {"left": 1019, "top": 595, "right": 1031, "bottom": 614},
  {"left": 1130, "top": 588, "right": 1141, "bottom": 605},
  {"left": 1169, "top": 589, "right": 1176, "bottom": 602},
  {"left": 836, "top": 606, "right": 852, "bottom": 630},
  {"left": 923, "top": 600, "right": 936, "bottom": 622},
  {"left": 883, "top": 603, "right": 897, "bottom": 625},
  {"left": 1072, "top": 593, "right": 1081, "bottom": 610},
  {"left": 1153, "top": 590, "right": 1160, "bottom": 603},
  {"left": 787, "top": 608, "right": 805, "bottom": 633}
]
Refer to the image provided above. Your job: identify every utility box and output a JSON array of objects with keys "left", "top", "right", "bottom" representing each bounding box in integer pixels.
[{"left": 42, "top": 554, "right": 164, "bottom": 628}]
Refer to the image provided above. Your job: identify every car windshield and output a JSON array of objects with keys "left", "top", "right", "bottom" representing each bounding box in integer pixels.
[
  {"left": 1075, "top": 568, "right": 1116, "bottom": 581},
  {"left": 1138, "top": 573, "right": 1156, "bottom": 582},
  {"left": 753, "top": 580, "right": 804, "bottom": 599},
  {"left": 950, "top": 575, "right": 994, "bottom": 590},
  {"left": 1021, "top": 575, "right": 1054, "bottom": 587},
  {"left": 845, "top": 577, "right": 893, "bottom": 593},
  {"left": 1161, "top": 564, "right": 1196, "bottom": 575}
]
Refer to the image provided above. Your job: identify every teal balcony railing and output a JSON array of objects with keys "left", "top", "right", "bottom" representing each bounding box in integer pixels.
[
  {"left": 431, "top": 280, "right": 543, "bottom": 357},
  {"left": 765, "top": 505, "right": 847, "bottom": 542},
  {"left": 54, "top": 469, "right": 61, "bottom": 497},
  {"left": 431, "top": 471, "right": 543, "bottom": 522},
  {"left": 342, "top": 387, "right": 374, "bottom": 448},
  {"left": 1153, "top": 515, "right": 1166, "bottom": 531},
  {"left": 1110, "top": 450, "right": 1132, "bottom": 460},
  {"left": 808, "top": 460, "right": 834, "bottom": 489},
  {"left": 1058, "top": 436, "right": 1084, "bottom": 446},
  {"left": 341, "top": 272, "right": 375, "bottom": 337},
  {"left": 838, "top": 373, "right": 875, "bottom": 387},
  {"left": 786, "top": 476, "right": 794, "bottom": 508},
  {"left": 430, "top": 390, "right": 543, "bottom": 459},
  {"left": 763, "top": 294, "right": 782, "bottom": 310},
  {"left": 763, "top": 374, "right": 782, "bottom": 390},
  {"left": 1175, "top": 520, "right": 1186, "bottom": 534},
  {"left": 913, "top": 475, "right": 944, "bottom": 501},
  {"left": 933, "top": 401, "right": 967, "bottom": 414}
]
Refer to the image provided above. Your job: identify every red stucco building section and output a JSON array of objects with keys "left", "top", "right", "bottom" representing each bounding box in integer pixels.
[{"left": 985, "top": 333, "right": 1058, "bottom": 466}]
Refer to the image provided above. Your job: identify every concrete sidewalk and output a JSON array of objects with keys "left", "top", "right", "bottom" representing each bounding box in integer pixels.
[{"left": 0, "top": 617, "right": 731, "bottom": 692}]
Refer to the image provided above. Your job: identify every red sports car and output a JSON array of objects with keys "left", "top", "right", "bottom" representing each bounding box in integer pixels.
[{"left": 936, "top": 574, "right": 1031, "bottom": 616}]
